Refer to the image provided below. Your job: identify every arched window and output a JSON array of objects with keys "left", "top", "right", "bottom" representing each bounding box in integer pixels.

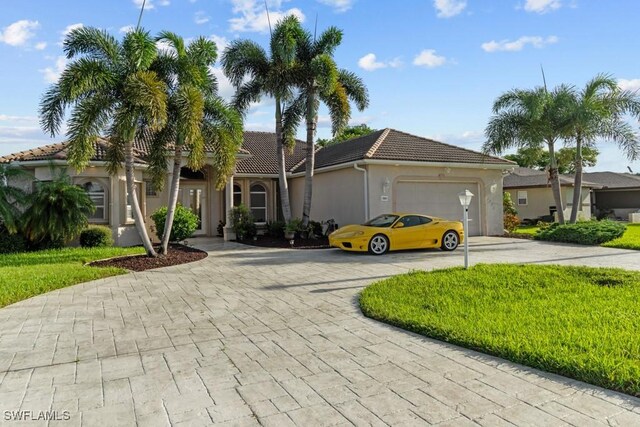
[
  {"left": 250, "top": 183, "right": 267, "bottom": 223},
  {"left": 233, "top": 184, "right": 242, "bottom": 207},
  {"left": 82, "top": 181, "right": 107, "bottom": 221}
]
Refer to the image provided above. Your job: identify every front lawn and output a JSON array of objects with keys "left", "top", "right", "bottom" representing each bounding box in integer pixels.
[
  {"left": 0, "top": 246, "right": 144, "bottom": 308},
  {"left": 360, "top": 264, "right": 640, "bottom": 396},
  {"left": 512, "top": 225, "right": 539, "bottom": 236},
  {"left": 603, "top": 223, "right": 640, "bottom": 250}
]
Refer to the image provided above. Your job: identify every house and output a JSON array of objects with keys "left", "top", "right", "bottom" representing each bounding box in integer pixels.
[
  {"left": 582, "top": 172, "right": 640, "bottom": 220},
  {"left": 503, "top": 167, "right": 600, "bottom": 222},
  {"left": 1, "top": 128, "right": 513, "bottom": 245}
]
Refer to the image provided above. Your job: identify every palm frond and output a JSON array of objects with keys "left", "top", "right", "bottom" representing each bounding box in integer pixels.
[
  {"left": 337, "top": 69, "right": 369, "bottom": 111},
  {"left": 39, "top": 86, "right": 66, "bottom": 137},
  {"left": 122, "top": 28, "right": 157, "bottom": 71},
  {"left": 313, "top": 26, "right": 342, "bottom": 56},
  {"left": 124, "top": 70, "right": 168, "bottom": 130},
  {"left": 63, "top": 26, "right": 120, "bottom": 63},
  {"left": 66, "top": 93, "right": 113, "bottom": 170},
  {"left": 221, "top": 40, "right": 269, "bottom": 87}
]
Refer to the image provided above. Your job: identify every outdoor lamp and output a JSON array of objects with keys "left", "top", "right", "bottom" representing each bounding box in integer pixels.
[{"left": 458, "top": 189, "right": 474, "bottom": 269}]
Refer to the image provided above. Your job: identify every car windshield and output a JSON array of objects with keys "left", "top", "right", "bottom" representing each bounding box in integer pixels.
[{"left": 363, "top": 214, "right": 399, "bottom": 228}]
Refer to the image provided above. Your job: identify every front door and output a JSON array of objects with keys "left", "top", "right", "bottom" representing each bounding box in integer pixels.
[{"left": 180, "top": 184, "right": 207, "bottom": 236}]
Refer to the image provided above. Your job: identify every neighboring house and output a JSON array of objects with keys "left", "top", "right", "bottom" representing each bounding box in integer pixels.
[
  {"left": 1, "top": 128, "right": 513, "bottom": 245},
  {"left": 582, "top": 172, "right": 640, "bottom": 220},
  {"left": 504, "top": 167, "right": 600, "bottom": 222}
]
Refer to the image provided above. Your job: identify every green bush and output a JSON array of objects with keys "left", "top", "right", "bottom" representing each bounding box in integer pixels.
[
  {"left": 285, "top": 218, "right": 303, "bottom": 235},
  {"left": 503, "top": 192, "right": 517, "bottom": 215},
  {"left": 503, "top": 213, "right": 520, "bottom": 233},
  {"left": 266, "top": 220, "right": 285, "bottom": 238},
  {"left": 79, "top": 226, "right": 113, "bottom": 248},
  {"left": 151, "top": 204, "right": 199, "bottom": 242},
  {"left": 535, "top": 220, "right": 626, "bottom": 245},
  {"left": 0, "top": 224, "right": 27, "bottom": 254},
  {"left": 229, "top": 204, "right": 256, "bottom": 240}
]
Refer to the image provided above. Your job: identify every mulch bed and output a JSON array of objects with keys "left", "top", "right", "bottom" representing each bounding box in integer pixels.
[
  {"left": 237, "top": 235, "right": 330, "bottom": 249},
  {"left": 89, "top": 244, "right": 208, "bottom": 272}
]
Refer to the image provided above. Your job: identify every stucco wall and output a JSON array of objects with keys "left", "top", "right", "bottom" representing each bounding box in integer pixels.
[
  {"left": 366, "top": 164, "right": 505, "bottom": 236},
  {"left": 290, "top": 167, "right": 365, "bottom": 227},
  {"left": 506, "top": 186, "right": 592, "bottom": 221}
]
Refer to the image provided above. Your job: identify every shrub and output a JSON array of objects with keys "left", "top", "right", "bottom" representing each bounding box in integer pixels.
[
  {"left": 285, "top": 218, "right": 303, "bottom": 236},
  {"left": 229, "top": 204, "right": 256, "bottom": 240},
  {"left": 535, "top": 220, "right": 626, "bottom": 245},
  {"left": 151, "top": 204, "right": 199, "bottom": 242},
  {"left": 503, "top": 192, "right": 517, "bottom": 215},
  {"left": 0, "top": 224, "right": 27, "bottom": 254},
  {"left": 22, "top": 168, "right": 94, "bottom": 244},
  {"left": 217, "top": 221, "right": 225, "bottom": 237},
  {"left": 503, "top": 213, "right": 521, "bottom": 233},
  {"left": 266, "top": 220, "right": 285, "bottom": 238},
  {"left": 308, "top": 220, "right": 323, "bottom": 238},
  {"left": 79, "top": 226, "right": 113, "bottom": 248}
]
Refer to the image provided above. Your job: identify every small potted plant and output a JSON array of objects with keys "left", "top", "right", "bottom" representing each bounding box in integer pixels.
[{"left": 284, "top": 218, "right": 301, "bottom": 240}]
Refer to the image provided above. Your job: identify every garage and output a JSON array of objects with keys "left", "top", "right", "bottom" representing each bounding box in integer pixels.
[{"left": 394, "top": 180, "right": 482, "bottom": 236}]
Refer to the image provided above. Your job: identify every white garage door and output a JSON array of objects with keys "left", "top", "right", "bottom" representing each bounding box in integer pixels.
[{"left": 395, "top": 181, "right": 481, "bottom": 236}]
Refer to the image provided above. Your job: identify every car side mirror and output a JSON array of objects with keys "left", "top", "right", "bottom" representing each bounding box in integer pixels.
[{"left": 393, "top": 222, "right": 404, "bottom": 228}]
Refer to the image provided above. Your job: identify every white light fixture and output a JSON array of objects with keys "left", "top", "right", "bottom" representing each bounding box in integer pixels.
[
  {"left": 458, "top": 189, "right": 474, "bottom": 269},
  {"left": 382, "top": 177, "right": 390, "bottom": 194}
]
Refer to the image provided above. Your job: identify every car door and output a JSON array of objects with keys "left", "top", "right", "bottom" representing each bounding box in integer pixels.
[{"left": 390, "top": 215, "right": 424, "bottom": 249}]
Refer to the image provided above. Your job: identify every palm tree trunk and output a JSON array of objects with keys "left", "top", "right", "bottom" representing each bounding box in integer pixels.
[
  {"left": 160, "top": 145, "right": 183, "bottom": 255},
  {"left": 547, "top": 140, "right": 565, "bottom": 224},
  {"left": 125, "top": 140, "right": 157, "bottom": 257},
  {"left": 275, "top": 99, "right": 292, "bottom": 222},
  {"left": 569, "top": 136, "right": 583, "bottom": 223},
  {"left": 301, "top": 93, "right": 316, "bottom": 228}
]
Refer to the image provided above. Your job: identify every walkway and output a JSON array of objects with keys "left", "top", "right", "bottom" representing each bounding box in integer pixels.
[{"left": 0, "top": 237, "right": 638, "bottom": 426}]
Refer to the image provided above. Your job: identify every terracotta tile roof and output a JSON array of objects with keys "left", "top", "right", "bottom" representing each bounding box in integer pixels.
[
  {"left": 0, "top": 136, "right": 250, "bottom": 165},
  {"left": 504, "top": 167, "right": 601, "bottom": 189},
  {"left": 292, "top": 128, "right": 513, "bottom": 173},
  {"left": 582, "top": 172, "right": 640, "bottom": 189},
  {"left": 235, "top": 131, "right": 307, "bottom": 175}
]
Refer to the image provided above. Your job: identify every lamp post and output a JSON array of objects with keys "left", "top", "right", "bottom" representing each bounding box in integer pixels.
[{"left": 458, "top": 189, "right": 474, "bottom": 269}]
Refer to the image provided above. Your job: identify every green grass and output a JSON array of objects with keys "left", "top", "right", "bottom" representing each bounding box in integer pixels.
[
  {"left": 603, "top": 224, "right": 640, "bottom": 250},
  {"left": 360, "top": 264, "right": 640, "bottom": 396},
  {"left": 0, "top": 246, "right": 144, "bottom": 308},
  {"left": 512, "top": 225, "right": 540, "bottom": 235}
]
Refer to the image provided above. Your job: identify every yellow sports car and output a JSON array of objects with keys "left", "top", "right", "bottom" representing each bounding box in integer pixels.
[{"left": 329, "top": 213, "right": 464, "bottom": 255}]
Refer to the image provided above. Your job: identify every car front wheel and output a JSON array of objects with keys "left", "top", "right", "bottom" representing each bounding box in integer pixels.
[
  {"left": 368, "top": 234, "right": 389, "bottom": 255},
  {"left": 441, "top": 231, "right": 459, "bottom": 251}
]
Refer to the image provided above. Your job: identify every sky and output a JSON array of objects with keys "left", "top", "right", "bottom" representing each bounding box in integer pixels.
[{"left": 0, "top": 0, "right": 639, "bottom": 172}]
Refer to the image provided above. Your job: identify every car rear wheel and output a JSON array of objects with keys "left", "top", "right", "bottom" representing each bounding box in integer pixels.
[
  {"left": 368, "top": 234, "right": 389, "bottom": 255},
  {"left": 441, "top": 231, "right": 459, "bottom": 251}
]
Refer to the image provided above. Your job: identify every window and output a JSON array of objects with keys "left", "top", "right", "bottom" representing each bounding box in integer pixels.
[
  {"left": 397, "top": 215, "right": 422, "bottom": 228},
  {"left": 233, "top": 184, "right": 242, "bottom": 207},
  {"left": 517, "top": 190, "right": 528, "bottom": 206},
  {"left": 249, "top": 183, "right": 267, "bottom": 223},
  {"left": 82, "top": 181, "right": 107, "bottom": 221},
  {"left": 145, "top": 181, "right": 157, "bottom": 197}
]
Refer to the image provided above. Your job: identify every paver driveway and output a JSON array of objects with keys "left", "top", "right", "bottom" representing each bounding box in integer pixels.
[{"left": 0, "top": 237, "right": 639, "bottom": 426}]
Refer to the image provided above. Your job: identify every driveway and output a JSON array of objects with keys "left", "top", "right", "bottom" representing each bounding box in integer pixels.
[{"left": 0, "top": 237, "right": 638, "bottom": 426}]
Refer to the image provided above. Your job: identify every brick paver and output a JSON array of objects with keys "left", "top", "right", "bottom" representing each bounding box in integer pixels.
[{"left": 0, "top": 237, "right": 639, "bottom": 426}]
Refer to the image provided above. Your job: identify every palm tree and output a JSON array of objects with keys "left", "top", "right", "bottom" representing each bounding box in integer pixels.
[
  {"left": 0, "top": 164, "right": 29, "bottom": 233},
  {"left": 295, "top": 25, "right": 369, "bottom": 227},
  {"left": 148, "top": 32, "right": 243, "bottom": 255},
  {"left": 563, "top": 74, "right": 640, "bottom": 223},
  {"left": 39, "top": 27, "right": 167, "bottom": 256},
  {"left": 484, "top": 85, "right": 573, "bottom": 224},
  {"left": 222, "top": 15, "right": 306, "bottom": 223},
  {"left": 23, "top": 167, "right": 95, "bottom": 244}
]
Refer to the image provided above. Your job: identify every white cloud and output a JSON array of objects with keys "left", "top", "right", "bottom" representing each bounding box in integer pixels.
[
  {"left": 132, "top": 0, "right": 170, "bottom": 9},
  {"left": 194, "top": 11, "right": 210, "bottom": 25},
  {"left": 0, "top": 20, "right": 40, "bottom": 47},
  {"left": 0, "top": 115, "right": 38, "bottom": 123},
  {"left": 210, "top": 66, "right": 235, "bottom": 101},
  {"left": 413, "top": 49, "right": 447, "bottom": 68},
  {"left": 524, "top": 0, "right": 561, "bottom": 13},
  {"left": 317, "top": 0, "right": 354, "bottom": 13},
  {"left": 618, "top": 79, "right": 640, "bottom": 92},
  {"left": 357, "top": 53, "right": 403, "bottom": 72},
  {"left": 119, "top": 25, "right": 135, "bottom": 34},
  {"left": 433, "top": 0, "right": 466, "bottom": 18},
  {"left": 209, "top": 34, "right": 229, "bottom": 54},
  {"left": 229, "top": 0, "right": 305, "bottom": 33},
  {"left": 481, "top": 35, "right": 558, "bottom": 52},
  {"left": 40, "top": 56, "right": 67, "bottom": 84},
  {"left": 34, "top": 41, "right": 47, "bottom": 50}
]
